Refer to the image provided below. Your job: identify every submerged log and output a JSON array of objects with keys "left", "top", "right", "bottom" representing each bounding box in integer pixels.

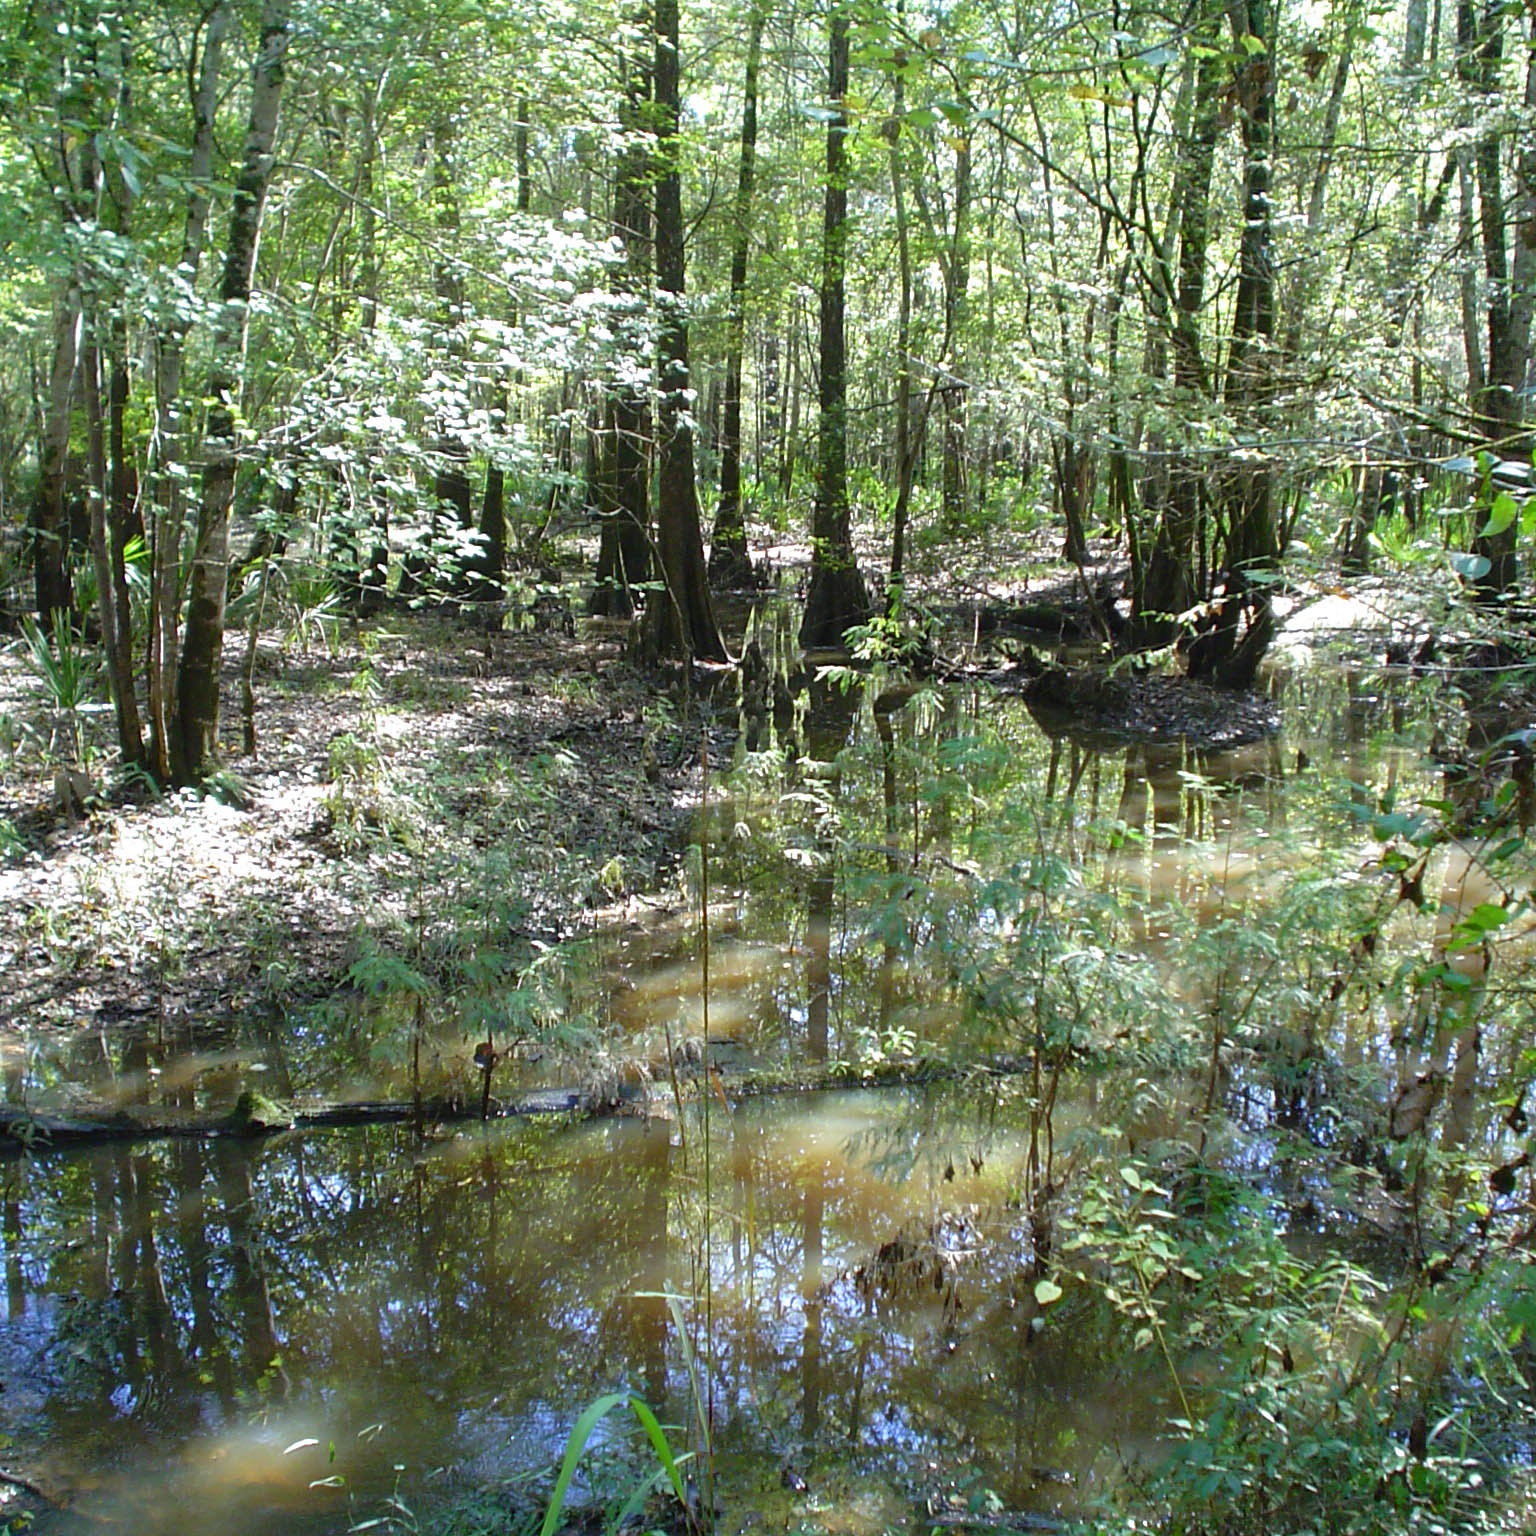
[
  {"left": 0, "top": 1057, "right": 1044, "bottom": 1155},
  {"left": 0, "top": 1090, "right": 586, "bottom": 1155}
]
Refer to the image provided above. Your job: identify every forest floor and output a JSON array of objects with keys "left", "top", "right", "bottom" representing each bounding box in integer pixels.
[
  {"left": 0, "top": 606, "right": 725, "bottom": 1116},
  {"left": 0, "top": 531, "right": 1449, "bottom": 1130}
]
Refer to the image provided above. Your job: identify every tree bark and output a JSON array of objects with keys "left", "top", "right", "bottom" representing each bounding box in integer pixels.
[
  {"left": 148, "top": 1, "right": 229, "bottom": 781},
  {"left": 940, "top": 133, "right": 972, "bottom": 532},
  {"left": 886, "top": 42, "right": 916, "bottom": 610},
  {"left": 643, "top": 0, "right": 727, "bottom": 662},
  {"left": 431, "top": 113, "right": 474, "bottom": 547},
  {"left": 84, "top": 328, "right": 143, "bottom": 766},
  {"left": 800, "top": 6, "right": 869, "bottom": 650},
  {"left": 27, "top": 0, "right": 99, "bottom": 625},
  {"left": 592, "top": 18, "right": 654, "bottom": 620},
  {"left": 174, "top": 0, "right": 291, "bottom": 784},
  {"left": 92, "top": 23, "right": 145, "bottom": 767},
  {"left": 32, "top": 292, "right": 81, "bottom": 623},
  {"left": 469, "top": 98, "right": 532, "bottom": 604},
  {"left": 353, "top": 84, "right": 389, "bottom": 614},
  {"left": 1134, "top": 4, "right": 1221, "bottom": 639},
  {"left": 1191, "top": 0, "right": 1278, "bottom": 688},
  {"left": 708, "top": 3, "right": 764, "bottom": 590},
  {"left": 780, "top": 304, "right": 800, "bottom": 497},
  {"left": 1460, "top": 0, "right": 1535, "bottom": 594}
]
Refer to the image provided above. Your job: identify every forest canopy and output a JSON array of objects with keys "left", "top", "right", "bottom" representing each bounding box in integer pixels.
[
  {"left": 0, "top": 0, "right": 1530, "bottom": 769},
  {"left": 4, "top": 4, "right": 1536, "bottom": 1532}
]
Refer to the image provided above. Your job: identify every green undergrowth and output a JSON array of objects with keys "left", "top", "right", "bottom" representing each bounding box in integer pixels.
[
  {"left": 352, "top": 647, "right": 1536, "bottom": 1536},
  {"left": 8, "top": 603, "right": 1536, "bottom": 1536},
  {"left": 678, "top": 656, "right": 1536, "bottom": 1535}
]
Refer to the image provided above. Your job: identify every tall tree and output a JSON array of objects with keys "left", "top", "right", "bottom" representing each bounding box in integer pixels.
[
  {"left": 707, "top": 2, "right": 765, "bottom": 590},
  {"left": 467, "top": 95, "right": 532, "bottom": 603},
  {"left": 592, "top": 13, "right": 655, "bottom": 619},
  {"left": 1459, "top": 0, "right": 1535, "bottom": 595},
  {"left": 1186, "top": 0, "right": 1280, "bottom": 687},
  {"left": 884, "top": 13, "right": 917, "bottom": 611},
  {"left": 643, "top": 0, "right": 727, "bottom": 662},
  {"left": 430, "top": 110, "right": 474, "bottom": 543},
  {"left": 800, "top": 3, "right": 869, "bottom": 650},
  {"left": 86, "top": 16, "right": 145, "bottom": 767},
  {"left": 146, "top": 1, "right": 230, "bottom": 781},
  {"left": 939, "top": 129, "right": 972, "bottom": 532},
  {"left": 26, "top": 0, "right": 96, "bottom": 624},
  {"left": 1133, "top": 1, "right": 1222, "bottom": 641},
  {"left": 174, "top": 0, "right": 291, "bottom": 783}
]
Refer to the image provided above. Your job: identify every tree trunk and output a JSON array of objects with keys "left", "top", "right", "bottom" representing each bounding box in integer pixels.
[
  {"left": 800, "top": 7, "right": 869, "bottom": 650},
  {"left": 643, "top": 0, "right": 727, "bottom": 663},
  {"left": 96, "top": 29, "right": 145, "bottom": 767},
  {"left": 32, "top": 291, "right": 81, "bottom": 623},
  {"left": 149, "top": 1, "right": 229, "bottom": 781},
  {"left": 1457, "top": 147, "right": 1487, "bottom": 402},
  {"left": 431, "top": 113, "right": 474, "bottom": 553},
  {"left": 780, "top": 305, "right": 800, "bottom": 498},
  {"left": 886, "top": 44, "right": 916, "bottom": 611},
  {"left": 1461, "top": 0, "right": 1535, "bottom": 594},
  {"left": 470, "top": 98, "right": 532, "bottom": 604},
  {"left": 1135, "top": 7, "right": 1221, "bottom": 640},
  {"left": 174, "top": 0, "right": 290, "bottom": 784},
  {"left": 85, "top": 330, "right": 143, "bottom": 767},
  {"left": 353, "top": 86, "right": 389, "bottom": 615},
  {"left": 1192, "top": 0, "right": 1279, "bottom": 689},
  {"left": 107, "top": 311, "right": 141, "bottom": 612},
  {"left": 591, "top": 18, "right": 654, "bottom": 620},
  {"left": 1028, "top": 89, "right": 1107, "bottom": 570},
  {"left": 760, "top": 326, "right": 780, "bottom": 502},
  {"left": 940, "top": 133, "right": 972, "bottom": 532},
  {"left": 708, "top": 3, "right": 764, "bottom": 590}
]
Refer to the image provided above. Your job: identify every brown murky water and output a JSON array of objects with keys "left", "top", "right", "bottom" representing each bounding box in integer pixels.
[
  {"left": 1, "top": 1091, "right": 1166, "bottom": 1534},
  {"left": 5, "top": 657, "right": 1506, "bottom": 1533}
]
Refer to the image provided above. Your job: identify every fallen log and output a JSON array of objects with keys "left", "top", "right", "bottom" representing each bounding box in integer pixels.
[
  {"left": 0, "top": 1088, "right": 588, "bottom": 1155},
  {"left": 0, "top": 1056, "right": 1039, "bottom": 1155}
]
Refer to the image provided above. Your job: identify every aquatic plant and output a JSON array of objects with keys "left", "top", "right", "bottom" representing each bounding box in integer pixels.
[{"left": 536, "top": 1392, "right": 692, "bottom": 1536}]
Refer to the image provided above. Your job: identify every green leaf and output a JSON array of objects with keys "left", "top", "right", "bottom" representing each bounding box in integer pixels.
[
  {"left": 1372, "top": 810, "right": 1426, "bottom": 841},
  {"left": 539, "top": 1393, "right": 688, "bottom": 1536},
  {"left": 1461, "top": 902, "right": 1509, "bottom": 932},
  {"left": 1479, "top": 491, "right": 1519, "bottom": 539},
  {"left": 1034, "top": 1278, "right": 1064, "bottom": 1305},
  {"left": 1120, "top": 1164, "right": 1143, "bottom": 1190}
]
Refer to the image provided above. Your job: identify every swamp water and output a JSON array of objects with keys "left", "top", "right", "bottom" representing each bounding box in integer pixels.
[
  {"left": 2, "top": 1093, "right": 1160, "bottom": 1535},
  {"left": 4, "top": 656, "right": 1527, "bottom": 1533}
]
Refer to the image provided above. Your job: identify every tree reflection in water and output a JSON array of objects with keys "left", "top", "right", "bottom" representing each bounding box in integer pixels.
[{"left": 0, "top": 1092, "right": 1152, "bottom": 1532}]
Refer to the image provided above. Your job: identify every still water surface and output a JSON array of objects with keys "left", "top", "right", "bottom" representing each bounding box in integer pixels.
[
  {"left": 0, "top": 659, "right": 1470, "bottom": 1531},
  {"left": 4, "top": 1092, "right": 1161, "bottom": 1533}
]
